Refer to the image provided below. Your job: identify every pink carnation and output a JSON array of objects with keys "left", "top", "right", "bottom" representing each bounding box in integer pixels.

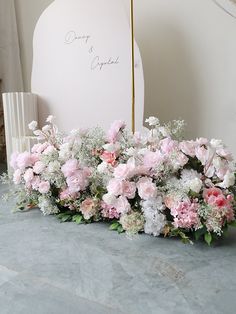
[
  {"left": 80, "top": 198, "right": 97, "bottom": 220},
  {"left": 61, "top": 159, "right": 79, "bottom": 178},
  {"left": 171, "top": 200, "right": 200, "bottom": 229},
  {"left": 203, "top": 188, "right": 230, "bottom": 208},
  {"left": 100, "top": 151, "right": 117, "bottom": 166},
  {"left": 137, "top": 177, "right": 157, "bottom": 200},
  {"left": 33, "top": 161, "right": 45, "bottom": 174}
]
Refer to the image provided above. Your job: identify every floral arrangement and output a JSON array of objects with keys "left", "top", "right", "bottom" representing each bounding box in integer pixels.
[{"left": 2, "top": 115, "right": 236, "bottom": 245}]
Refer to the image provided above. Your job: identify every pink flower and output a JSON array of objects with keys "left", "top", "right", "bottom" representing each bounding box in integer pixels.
[
  {"left": 196, "top": 138, "right": 208, "bottom": 146},
  {"left": 59, "top": 189, "right": 79, "bottom": 201},
  {"left": 16, "top": 152, "right": 34, "bottom": 170},
  {"left": 33, "top": 161, "right": 45, "bottom": 174},
  {"left": 66, "top": 170, "right": 89, "bottom": 193},
  {"left": 203, "top": 188, "right": 230, "bottom": 208},
  {"left": 38, "top": 181, "right": 50, "bottom": 194},
  {"left": 171, "top": 200, "right": 200, "bottom": 229},
  {"left": 114, "top": 196, "right": 131, "bottom": 214},
  {"left": 137, "top": 177, "right": 157, "bottom": 200},
  {"left": 160, "top": 138, "right": 178, "bottom": 154},
  {"left": 101, "top": 151, "right": 117, "bottom": 166},
  {"left": 107, "top": 120, "right": 126, "bottom": 143},
  {"left": 195, "top": 146, "right": 209, "bottom": 166},
  {"left": 101, "top": 202, "right": 120, "bottom": 219},
  {"left": 143, "top": 151, "right": 163, "bottom": 168},
  {"left": 23, "top": 168, "right": 34, "bottom": 184},
  {"left": 114, "top": 164, "right": 130, "bottom": 180},
  {"left": 43, "top": 145, "right": 56, "bottom": 155},
  {"left": 107, "top": 179, "right": 123, "bottom": 196},
  {"left": 10, "top": 152, "right": 19, "bottom": 170},
  {"left": 80, "top": 198, "right": 97, "bottom": 220},
  {"left": 61, "top": 159, "right": 79, "bottom": 178},
  {"left": 13, "top": 169, "right": 22, "bottom": 185},
  {"left": 122, "top": 181, "right": 136, "bottom": 199},
  {"left": 31, "top": 142, "right": 49, "bottom": 154},
  {"left": 173, "top": 152, "right": 189, "bottom": 168},
  {"left": 30, "top": 154, "right": 40, "bottom": 164},
  {"left": 31, "top": 176, "right": 40, "bottom": 190},
  {"left": 179, "top": 141, "right": 196, "bottom": 157}
]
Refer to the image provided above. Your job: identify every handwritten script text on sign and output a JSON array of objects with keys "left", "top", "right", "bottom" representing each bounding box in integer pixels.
[{"left": 65, "top": 31, "right": 120, "bottom": 71}]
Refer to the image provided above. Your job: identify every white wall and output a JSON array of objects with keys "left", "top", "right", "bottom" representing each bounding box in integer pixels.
[{"left": 14, "top": 0, "right": 236, "bottom": 155}]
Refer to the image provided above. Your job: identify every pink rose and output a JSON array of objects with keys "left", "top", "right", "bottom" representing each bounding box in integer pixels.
[
  {"left": 122, "top": 181, "right": 136, "bottom": 199},
  {"left": 61, "top": 159, "right": 79, "bottom": 178},
  {"left": 23, "top": 168, "right": 34, "bottom": 184},
  {"left": 80, "top": 198, "right": 97, "bottom": 220},
  {"left": 114, "top": 196, "right": 131, "bottom": 214},
  {"left": 33, "top": 161, "right": 45, "bottom": 174},
  {"left": 107, "top": 120, "right": 126, "bottom": 143},
  {"left": 38, "top": 181, "right": 50, "bottom": 194},
  {"left": 143, "top": 151, "right": 163, "bottom": 168},
  {"left": 107, "top": 178, "right": 123, "bottom": 196},
  {"left": 13, "top": 169, "right": 22, "bottom": 185},
  {"left": 137, "top": 177, "right": 157, "bottom": 200}
]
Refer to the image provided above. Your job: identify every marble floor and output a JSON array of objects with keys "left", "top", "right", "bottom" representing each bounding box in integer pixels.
[{"left": 0, "top": 167, "right": 236, "bottom": 314}]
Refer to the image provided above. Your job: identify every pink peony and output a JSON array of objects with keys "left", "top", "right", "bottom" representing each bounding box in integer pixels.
[
  {"left": 143, "top": 151, "right": 163, "bottom": 168},
  {"left": 80, "top": 198, "right": 97, "bottom": 220},
  {"left": 61, "top": 159, "right": 79, "bottom": 178},
  {"left": 195, "top": 146, "right": 209, "bottom": 166},
  {"left": 66, "top": 170, "right": 89, "bottom": 193},
  {"left": 137, "top": 177, "right": 157, "bottom": 200},
  {"left": 33, "top": 161, "right": 45, "bottom": 174},
  {"left": 171, "top": 200, "right": 200, "bottom": 229},
  {"left": 107, "top": 120, "right": 126, "bottom": 143},
  {"left": 23, "top": 168, "right": 34, "bottom": 184},
  {"left": 16, "top": 152, "right": 34, "bottom": 170},
  {"left": 114, "top": 196, "right": 131, "bottom": 214},
  {"left": 38, "top": 181, "right": 50, "bottom": 194},
  {"left": 13, "top": 169, "right": 22, "bottom": 185}
]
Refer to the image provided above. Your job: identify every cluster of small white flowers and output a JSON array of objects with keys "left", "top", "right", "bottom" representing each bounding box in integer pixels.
[
  {"left": 38, "top": 196, "right": 60, "bottom": 216},
  {"left": 180, "top": 169, "right": 202, "bottom": 194}
]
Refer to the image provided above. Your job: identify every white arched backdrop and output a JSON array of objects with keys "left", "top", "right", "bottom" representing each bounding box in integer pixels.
[{"left": 31, "top": 0, "right": 144, "bottom": 132}]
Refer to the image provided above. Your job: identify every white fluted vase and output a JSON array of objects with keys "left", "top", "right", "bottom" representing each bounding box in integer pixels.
[{"left": 2, "top": 92, "right": 38, "bottom": 172}]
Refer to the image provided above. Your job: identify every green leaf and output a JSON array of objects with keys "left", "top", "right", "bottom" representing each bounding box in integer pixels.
[
  {"left": 109, "top": 222, "right": 120, "bottom": 231},
  {"left": 73, "top": 215, "right": 83, "bottom": 225},
  {"left": 204, "top": 233, "right": 212, "bottom": 246},
  {"left": 57, "top": 213, "right": 72, "bottom": 222},
  {"left": 229, "top": 221, "right": 236, "bottom": 228},
  {"left": 194, "top": 227, "right": 207, "bottom": 241},
  {"left": 117, "top": 225, "right": 124, "bottom": 234}
]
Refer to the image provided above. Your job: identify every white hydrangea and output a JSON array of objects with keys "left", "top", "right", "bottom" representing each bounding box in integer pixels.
[
  {"left": 180, "top": 169, "right": 202, "bottom": 193},
  {"left": 47, "top": 161, "right": 61, "bottom": 173},
  {"left": 142, "top": 197, "right": 167, "bottom": 237}
]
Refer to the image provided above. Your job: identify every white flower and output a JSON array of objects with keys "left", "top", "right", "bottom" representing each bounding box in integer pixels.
[
  {"left": 102, "top": 193, "right": 117, "bottom": 206},
  {"left": 48, "top": 161, "right": 61, "bottom": 173},
  {"left": 46, "top": 115, "right": 55, "bottom": 123},
  {"left": 42, "top": 125, "right": 51, "bottom": 132},
  {"left": 103, "top": 143, "right": 120, "bottom": 152},
  {"left": 210, "top": 139, "right": 223, "bottom": 149},
  {"left": 145, "top": 117, "right": 160, "bottom": 126},
  {"left": 97, "top": 162, "right": 109, "bottom": 174},
  {"left": 28, "top": 120, "right": 38, "bottom": 131},
  {"left": 159, "top": 126, "right": 170, "bottom": 138},
  {"left": 142, "top": 205, "right": 166, "bottom": 237},
  {"left": 188, "top": 178, "right": 202, "bottom": 194},
  {"left": 217, "top": 171, "right": 235, "bottom": 189},
  {"left": 38, "top": 196, "right": 59, "bottom": 215}
]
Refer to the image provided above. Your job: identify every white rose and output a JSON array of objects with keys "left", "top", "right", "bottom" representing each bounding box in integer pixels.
[{"left": 28, "top": 121, "right": 38, "bottom": 131}]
